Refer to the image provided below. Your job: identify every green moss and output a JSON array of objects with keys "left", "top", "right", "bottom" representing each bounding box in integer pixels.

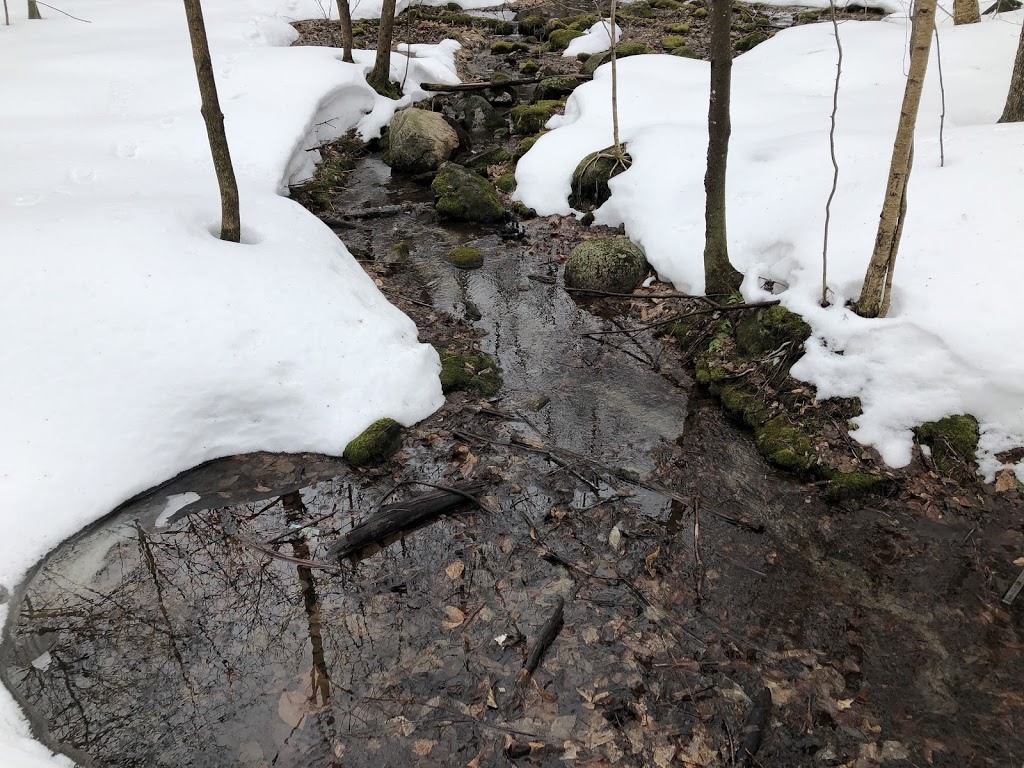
[
  {"left": 620, "top": 1, "right": 656, "bottom": 17},
  {"left": 667, "top": 23, "right": 691, "bottom": 33},
  {"left": 735, "top": 304, "right": 812, "bottom": 359},
  {"left": 519, "top": 58, "right": 541, "bottom": 75},
  {"left": 343, "top": 418, "right": 402, "bottom": 467},
  {"left": 534, "top": 75, "right": 584, "bottom": 102},
  {"left": 823, "top": 472, "right": 890, "bottom": 502},
  {"left": 735, "top": 32, "right": 768, "bottom": 51},
  {"left": 514, "top": 132, "right": 545, "bottom": 159},
  {"left": 495, "top": 172, "right": 517, "bottom": 193},
  {"left": 577, "top": 51, "right": 591, "bottom": 62},
  {"left": 371, "top": 78, "right": 403, "bottom": 100},
  {"left": 491, "top": 41, "right": 529, "bottom": 54},
  {"left": 661, "top": 35, "right": 689, "bottom": 49},
  {"left": 445, "top": 1, "right": 461, "bottom": 9},
  {"left": 570, "top": 147, "right": 631, "bottom": 211},
  {"left": 431, "top": 163, "right": 506, "bottom": 223},
  {"left": 512, "top": 201, "right": 536, "bottom": 218},
  {"left": 799, "top": 10, "right": 821, "bottom": 21},
  {"left": 915, "top": 415, "right": 980, "bottom": 482},
  {"left": 567, "top": 13, "right": 600, "bottom": 29},
  {"left": 492, "top": 20, "right": 515, "bottom": 35},
  {"left": 651, "top": 0, "right": 683, "bottom": 8},
  {"left": 439, "top": 350, "right": 502, "bottom": 396},
  {"left": 289, "top": 147, "right": 358, "bottom": 209},
  {"left": 446, "top": 246, "right": 484, "bottom": 269},
  {"left": 671, "top": 46, "right": 699, "bottom": 58},
  {"left": 467, "top": 146, "right": 511, "bottom": 172},
  {"left": 618, "top": 42, "right": 651, "bottom": 56},
  {"left": 511, "top": 100, "right": 561, "bottom": 134},
  {"left": 547, "top": 27, "right": 585, "bottom": 50},
  {"left": 693, "top": 7, "right": 708, "bottom": 17},
  {"left": 755, "top": 415, "right": 816, "bottom": 472},
  {"left": 518, "top": 15, "right": 547, "bottom": 38}
]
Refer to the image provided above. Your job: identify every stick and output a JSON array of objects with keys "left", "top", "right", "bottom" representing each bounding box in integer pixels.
[
  {"left": 421, "top": 74, "right": 588, "bottom": 92},
  {"left": 737, "top": 686, "right": 771, "bottom": 766},
  {"left": 517, "top": 596, "right": 565, "bottom": 684},
  {"left": 693, "top": 496, "right": 706, "bottom": 603}
]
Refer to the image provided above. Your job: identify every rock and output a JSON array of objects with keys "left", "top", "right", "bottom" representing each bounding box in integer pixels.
[
  {"left": 453, "top": 94, "right": 505, "bottom": 134},
  {"left": 439, "top": 349, "right": 502, "bottom": 395},
  {"left": 735, "top": 32, "right": 768, "bottom": 52},
  {"left": 491, "top": 41, "right": 529, "bottom": 54},
  {"left": 343, "top": 418, "right": 402, "bottom": 467},
  {"left": 533, "top": 75, "right": 582, "bottom": 102},
  {"left": 547, "top": 28, "right": 584, "bottom": 51},
  {"left": 564, "top": 236, "right": 648, "bottom": 293},
  {"left": 735, "top": 305, "right": 812, "bottom": 359},
  {"left": 431, "top": 163, "right": 506, "bottom": 222},
  {"left": 582, "top": 43, "right": 651, "bottom": 76},
  {"left": 384, "top": 241, "right": 411, "bottom": 265},
  {"left": 915, "top": 415, "right": 980, "bottom": 482},
  {"left": 514, "top": 133, "right": 545, "bottom": 160},
  {"left": 446, "top": 246, "right": 484, "bottom": 269},
  {"left": 519, "top": 58, "right": 540, "bottom": 75},
  {"left": 570, "top": 147, "right": 631, "bottom": 211},
  {"left": 518, "top": 15, "right": 547, "bottom": 39},
  {"left": 383, "top": 108, "right": 459, "bottom": 174},
  {"left": 511, "top": 100, "right": 561, "bottom": 134},
  {"left": 670, "top": 46, "right": 699, "bottom": 58},
  {"left": 495, "top": 172, "right": 516, "bottom": 193}
]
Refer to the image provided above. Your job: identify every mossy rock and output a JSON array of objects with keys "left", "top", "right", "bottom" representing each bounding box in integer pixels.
[
  {"left": 520, "top": 58, "right": 541, "bottom": 75},
  {"left": 454, "top": 94, "right": 505, "bottom": 133},
  {"left": 548, "top": 28, "right": 585, "bottom": 51},
  {"left": 823, "top": 471, "right": 891, "bottom": 502},
  {"left": 716, "top": 384, "right": 773, "bottom": 429},
  {"left": 343, "top": 418, "right": 402, "bottom": 467},
  {"left": 445, "top": 1, "right": 461, "bottom": 9},
  {"left": 384, "top": 241, "right": 411, "bottom": 265},
  {"left": 755, "top": 414, "right": 817, "bottom": 472},
  {"left": 383, "top": 108, "right": 459, "bottom": 174},
  {"left": 512, "top": 201, "right": 536, "bottom": 218},
  {"left": 570, "top": 147, "right": 631, "bottom": 212},
  {"left": 567, "top": 13, "right": 600, "bottom": 30},
  {"left": 667, "top": 23, "right": 691, "bottom": 33},
  {"left": 439, "top": 349, "right": 502, "bottom": 396},
  {"left": 651, "top": 0, "right": 683, "bottom": 7},
  {"left": 534, "top": 75, "right": 583, "bottom": 102},
  {"left": 662, "top": 35, "right": 689, "bottom": 49},
  {"left": 735, "top": 304, "right": 812, "bottom": 360},
  {"left": 446, "top": 246, "right": 485, "bottom": 269},
  {"left": 735, "top": 32, "right": 768, "bottom": 51},
  {"left": 670, "top": 46, "right": 699, "bottom": 58},
  {"left": 491, "top": 40, "right": 529, "bottom": 54},
  {"left": 564, "top": 236, "right": 648, "bottom": 293},
  {"left": 799, "top": 10, "right": 822, "bottom": 21},
  {"left": 577, "top": 52, "right": 591, "bottom": 62},
  {"left": 915, "top": 415, "right": 980, "bottom": 482},
  {"left": 466, "top": 146, "right": 511, "bottom": 172},
  {"left": 518, "top": 15, "right": 547, "bottom": 38},
  {"left": 620, "top": 1, "right": 656, "bottom": 17},
  {"left": 693, "top": 7, "right": 709, "bottom": 17},
  {"left": 492, "top": 20, "right": 516, "bottom": 35},
  {"left": 582, "top": 43, "right": 651, "bottom": 75},
  {"left": 290, "top": 151, "right": 355, "bottom": 209},
  {"left": 511, "top": 100, "right": 561, "bottom": 134},
  {"left": 495, "top": 172, "right": 517, "bottom": 193},
  {"left": 431, "top": 163, "right": 506, "bottom": 223}
]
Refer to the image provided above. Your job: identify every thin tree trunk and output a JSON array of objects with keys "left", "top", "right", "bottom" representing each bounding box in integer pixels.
[
  {"left": 338, "top": 0, "right": 354, "bottom": 63},
  {"left": 999, "top": 23, "right": 1024, "bottom": 122},
  {"left": 953, "top": 0, "right": 981, "bottom": 23},
  {"left": 4, "top": 0, "right": 10, "bottom": 26},
  {"left": 703, "top": 0, "right": 743, "bottom": 297},
  {"left": 27, "top": 0, "right": 41, "bottom": 19},
  {"left": 182, "top": 0, "right": 241, "bottom": 243},
  {"left": 609, "top": 0, "right": 623, "bottom": 161},
  {"left": 854, "top": 0, "right": 935, "bottom": 318},
  {"left": 368, "top": 0, "right": 398, "bottom": 92}
]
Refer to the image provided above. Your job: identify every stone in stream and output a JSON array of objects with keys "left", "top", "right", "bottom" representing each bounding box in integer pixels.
[
  {"left": 445, "top": 246, "right": 484, "bottom": 269},
  {"left": 382, "top": 107, "right": 459, "bottom": 174},
  {"left": 533, "top": 75, "right": 583, "bottom": 103},
  {"left": 570, "top": 147, "right": 632, "bottom": 212},
  {"left": 452, "top": 94, "right": 505, "bottom": 134},
  {"left": 564, "top": 236, "right": 648, "bottom": 294},
  {"left": 431, "top": 163, "right": 506, "bottom": 223},
  {"left": 343, "top": 418, "right": 403, "bottom": 467}
]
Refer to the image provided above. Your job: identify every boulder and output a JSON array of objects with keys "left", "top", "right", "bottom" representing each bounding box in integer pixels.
[
  {"left": 431, "top": 163, "right": 506, "bottom": 222},
  {"left": 533, "top": 75, "right": 582, "bottom": 102},
  {"left": 564, "top": 236, "right": 648, "bottom": 293},
  {"left": 343, "top": 418, "right": 402, "bottom": 467},
  {"left": 446, "top": 246, "right": 485, "bottom": 269},
  {"left": 510, "top": 100, "right": 561, "bottom": 134},
  {"left": 570, "top": 147, "right": 631, "bottom": 211},
  {"left": 383, "top": 108, "right": 459, "bottom": 174},
  {"left": 453, "top": 94, "right": 506, "bottom": 134}
]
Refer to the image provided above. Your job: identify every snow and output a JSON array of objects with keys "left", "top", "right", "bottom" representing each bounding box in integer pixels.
[
  {"left": 0, "top": 0, "right": 462, "bottom": 763},
  {"left": 515, "top": 13, "right": 1024, "bottom": 480},
  {"left": 564, "top": 19, "right": 622, "bottom": 57}
]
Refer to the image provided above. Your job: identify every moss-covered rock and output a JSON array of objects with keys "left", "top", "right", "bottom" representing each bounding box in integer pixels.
[
  {"left": 755, "top": 414, "right": 817, "bottom": 472},
  {"left": 915, "top": 414, "right": 980, "bottom": 482},
  {"left": 667, "top": 23, "right": 691, "bottom": 33},
  {"left": 661, "top": 35, "right": 689, "bottom": 49},
  {"left": 735, "top": 304, "right": 812, "bottom": 359},
  {"left": 567, "top": 13, "right": 600, "bottom": 30},
  {"left": 693, "top": 7, "right": 708, "bottom": 17},
  {"left": 570, "top": 147, "right": 631, "bottom": 212},
  {"left": 547, "top": 27, "right": 585, "bottom": 51},
  {"left": 534, "top": 75, "right": 583, "bottom": 102},
  {"left": 446, "top": 246, "right": 484, "bottom": 269},
  {"left": 383, "top": 108, "right": 459, "bottom": 174},
  {"left": 735, "top": 32, "right": 768, "bottom": 51},
  {"left": 799, "top": 9, "right": 822, "bottom": 21},
  {"left": 431, "top": 163, "right": 506, "bottom": 223},
  {"left": 514, "top": 132, "right": 546, "bottom": 160},
  {"left": 453, "top": 94, "right": 505, "bottom": 133},
  {"left": 343, "top": 418, "right": 402, "bottom": 467},
  {"left": 518, "top": 15, "right": 547, "bottom": 38},
  {"left": 439, "top": 349, "right": 502, "bottom": 396},
  {"left": 582, "top": 43, "right": 651, "bottom": 75},
  {"left": 670, "top": 46, "right": 699, "bottom": 58},
  {"left": 823, "top": 471, "right": 891, "bottom": 502},
  {"left": 495, "top": 172, "right": 517, "bottom": 193},
  {"left": 520, "top": 58, "right": 541, "bottom": 75},
  {"left": 564, "top": 236, "right": 648, "bottom": 293},
  {"left": 511, "top": 100, "right": 561, "bottom": 134},
  {"left": 651, "top": 0, "right": 683, "bottom": 7},
  {"left": 491, "top": 40, "right": 530, "bottom": 54},
  {"left": 620, "top": 1, "right": 656, "bottom": 17}
]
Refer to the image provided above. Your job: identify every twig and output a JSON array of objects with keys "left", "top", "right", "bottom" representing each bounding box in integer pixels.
[
  {"left": 934, "top": 24, "right": 946, "bottom": 167},
  {"left": 1002, "top": 566, "right": 1024, "bottom": 605},
  {"left": 822, "top": 1, "right": 842, "bottom": 307},
  {"left": 517, "top": 596, "right": 565, "bottom": 684},
  {"left": 34, "top": 1, "right": 91, "bottom": 21},
  {"left": 737, "top": 686, "right": 772, "bottom": 766},
  {"left": 693, "top": 496, "right": 706, "bottom": 603},
  {"left": 228, "top": 533, "right": 341, "bottom": 571}
]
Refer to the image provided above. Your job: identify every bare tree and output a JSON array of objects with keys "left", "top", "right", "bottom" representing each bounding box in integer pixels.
[
  {"left": 339, "top": 0, "right": 355, "bottom": 63},
  {"left": 4, "top": 0, "right": 10, "bottom": 25},
  {"left": 703, "top": 0, "right": 743, "bottom": 297},
  {"left": 609, "top": 0, "right": 625, "bottom": 163},
  {"left": 953, "top": 0, "right": 981, "bottom": 23},
  {"left": 367, "top": 0, "right": 398, "bottom": 93},
  {"left": 854, "top": 0, "right": 936, "bottom": 318},
  {"left": 999, "top": 23, "right": 1024, "bottom": 122},
  {"left": 183, "top": 0, "right": 241, "bottom": 242},
  {"left": 27, "top": 0, "right": 41, "bottom": 18},
  {"left": 822, "top": 0, "right": 843, "bottom": 307}
]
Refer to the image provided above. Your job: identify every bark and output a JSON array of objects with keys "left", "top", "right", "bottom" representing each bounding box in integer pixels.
[
  {"left": 854, "top": 0, "right": 935, "bottom": 318},
  {"left": 338, "top": 0, "right": 354, "bottom": 63},
  {"left": 368, "top": 0, "right": 398, "bottom": 92},
  {"left": 999, "top": 23, "right": 1024, "bottom": 122},
  {"left": 703, "top": 0, "right": 743, "bottom": 297},
  {"left": 27, "top": 0, "right": 41, "bottom": 19},
  {"left": 953, "top": 0, "right": 981, "bottom": 23},
  {"left": 182, "top": 0, "right": 241, "bottom": 243}
]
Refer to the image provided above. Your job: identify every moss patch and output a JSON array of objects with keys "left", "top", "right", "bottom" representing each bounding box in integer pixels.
[
  {"left": 511, "top": 101, "right": 561, "bottom": 134},
  {"left": 343, "top": 418, "right": 402, "bottom": 467},
  {"left": 661, "top": 35, "right": 688, "bottom": 48},
  {"left": 547, "top": 28, "right": 585, "bottom": 51},
  {"left": 670, "top": 46, "right": 699, "bottom": 58},
  {"left": 823, "top": 471, "right": 891, "bottom": 502},
  {"left": 915, "top": 415, "right": 980, "bottom": 482},
  {"left": 431, "top": 163, "right": 506, "bottom": 222},
  {"left": 439, "top": 350, "right": 502, "bottom": 396},
  {"left": 495, "top": 172, "right": 517, "bottom": 193},
  {"left": 514, "top": 132, "right": 546, "bottom": 160},
  {"left": 666, "top": 23, "right": 691, "bottom": 33},
  {"left": 445, "top": 246, "right": 484, "bottom": 269},
  {"left": 735, "top": 304, "right": 812, "bottom": 360},
  {"left": 491, "top": 40, "right": 529, "bottom": 54},
  {"left": 735, "top": 32, "right": 768, "bottom": 51},
  {"left": 756, "top": 415, "right": 817, "bottom": 472}
]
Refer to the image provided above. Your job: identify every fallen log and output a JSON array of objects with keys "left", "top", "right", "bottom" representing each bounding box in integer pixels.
[
  {"left": 327, "top": 481, "right": 488, "bottom": 560},
  {"left": 320, "top": 204, "right": 417, "bottom": 229},
  {"left": 420, "top": 74, "right": 589, "bottom": 92},
  {"left": 737, "top": 686, "right": 771, "bottom": 766},
  {"left": 517, "top": 595, "right": 565, "bottom": 686}
]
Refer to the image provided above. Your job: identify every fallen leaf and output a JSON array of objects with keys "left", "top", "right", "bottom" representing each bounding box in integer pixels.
[
  {"left": 836, "top": 698, "right": 855, "bottom": 710},
  {"left": 413, "top": 739, "right": 437, "bottom": 757},
  {"left": 442, "top": 605, "right": 466, "bottom": 629},
  {"left": 995, "top": 469, "right": 1018, "bottom": 493},
  {"left": 446, "top": 561, "right": 465, "bottom": 580},
  {"left": 486, "top": 687, "right": 498, "bottom": 709}
]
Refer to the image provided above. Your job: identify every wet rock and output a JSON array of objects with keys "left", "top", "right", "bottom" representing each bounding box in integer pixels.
[
  {"left": 511, "top": 100, "right": 561, "bottom": 134},
  {"left": 439, "top": 349, "right": 502, "bottom": 396},
  {"left": 383, "top": 108, "right": 459, "bottom": 174},
  {"left": 755, "top": 414, "right": 817, "bottom": 472},
  {"left": 445, "top": 246, "right": 484, "bottom": 269},
  {"left": 466, "top": 146, "right": 512, "bottom": 172},
  {"left": 547, "top": 28, "right": 584, "bottom": 51},
  {"left": 581, "top": 43, "right": 651, "bottom": 76},
  {"left": 735, "top": 305, "right": 812, "bottom": 360},
  {"left": 431, "top": 163, "right": 506, "bottom": 223},
  {"left": 915, "top": 415, "right": 980, "bottom": 482},
  {"left": 343, "top": 418, "right": 402, "bottom": 467},
  {"left": 518, "top": 15, "right": 546, "bottom": 39},
  {"left": 735, "top": 32, "right": 768, "bottom": 52},
  {"left": 564, "top": 236, "right": 648, "bottom": 293},
  {"left": 453, "top": 94, "right": 505, "bottom": 134},
  {"left": 570, "top": 147, "right": 631, "bottom": 212},
  {"left": 533, "top": 75, "right": 583, "bottom": 102}
]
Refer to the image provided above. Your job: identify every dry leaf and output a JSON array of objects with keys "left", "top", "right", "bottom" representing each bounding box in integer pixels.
[
  {"left": 442, "top": 605, "right": 466, "bottom": 629},
  {"left": 995, "top": 469, "right": 1018, "bottom": 493},
  {"left": 486, "top": 687, "right": 498, "bottom": 709},
  {"left": 412, "top": 739, "right": 437, "bottom": 757},
  {"left": 836, "top": 698, "right": 855, "bottom": 710},
  {"left": 446, "top": 561, "right": 465, "bottom": 580}
]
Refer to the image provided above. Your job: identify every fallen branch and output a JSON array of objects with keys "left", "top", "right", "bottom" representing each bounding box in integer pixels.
[
  {"left": 421, "top": 74, "right": 588, "bottom": 92},
  {"left": 319, "top": 204, "right": 413, "bottom": 228},
  {"left": 737, "top": 686, "right": 772, "bottom": 766},
  {"left": 517, "top": 596, "right": 565, "bottom": 685}
]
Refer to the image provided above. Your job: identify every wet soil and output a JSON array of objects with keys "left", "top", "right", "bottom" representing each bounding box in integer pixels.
[{"left": 3, "top": 5, "right": 1023, "bottom": 768}]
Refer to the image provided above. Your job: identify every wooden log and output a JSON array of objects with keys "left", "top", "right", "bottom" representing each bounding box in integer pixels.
[
  {"left": 420, "top": 74, "right": 589, "bottom": 92},
  {"left": 517, "top": 596, "right": 565, "bottom": 686},
  {"left": 328, "top": 481, "right": 487, "bottom": 560}
]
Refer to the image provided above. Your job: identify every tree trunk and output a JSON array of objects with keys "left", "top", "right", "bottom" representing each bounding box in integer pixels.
[
  {"left": 703, "top": 0, "right": 743, "bottom": 297},
  {"left": 999, "top": 23, "right": 1024, "bottom": 122},
  {"left": 368, "top": 0, "right": 398, "bottom": 93},
  {"left": 27, "top": 0, "right": 41, "bottom": 19},
  {"left": 609, "top": 0, "right": 624, "bottom": 161},
  {"left": 338, "top": 0, "right": 355, "bottom": 63},
  {"left": 182, "top": 0, "right": 241, "bottom": 243},
  {"left": 953, "top": 0, "right": 981, "bottom": 23},
  {"left": 854, "top": 0, "right": 936, "bottom": 318}
]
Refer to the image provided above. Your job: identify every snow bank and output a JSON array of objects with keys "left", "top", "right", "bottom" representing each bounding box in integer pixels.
[
  {"left": 564, "top": 19, "right": 622, "bottom": 57},
  {"left": 0, "top": 0, "right": 458, "bottom": 764},
  {"left": 515, "top": 14, "right": 1024, "bottom": 479}
]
